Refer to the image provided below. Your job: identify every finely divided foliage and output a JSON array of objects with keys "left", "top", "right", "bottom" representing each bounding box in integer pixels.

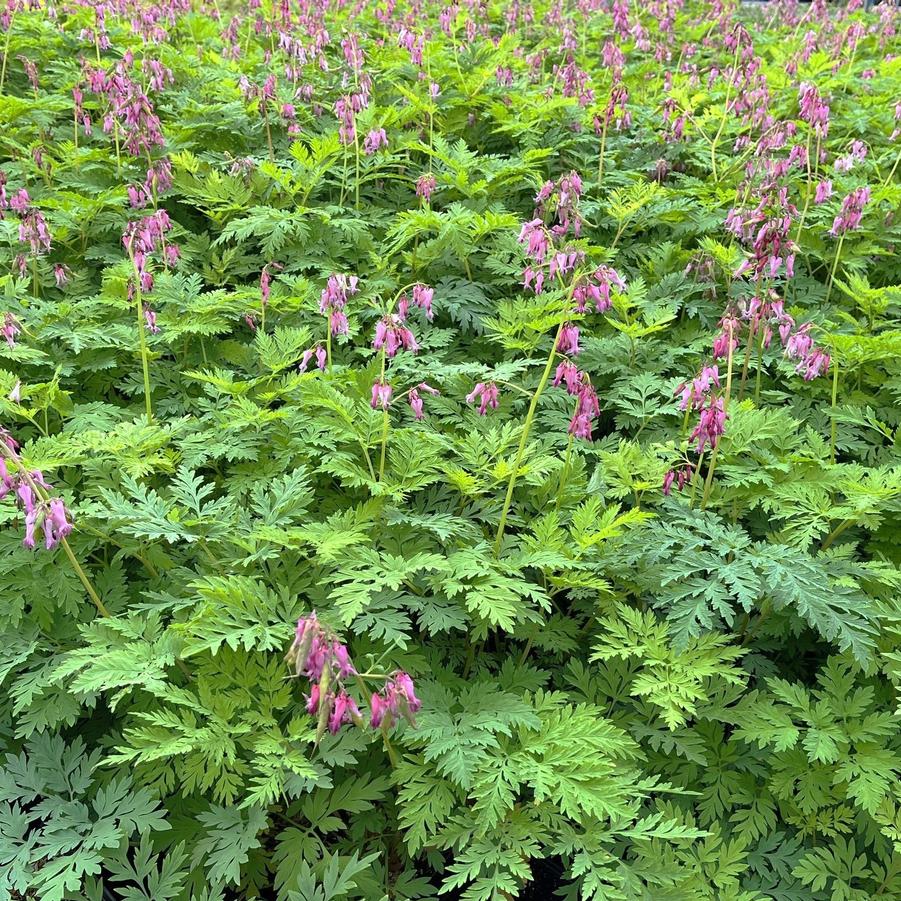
[{"left": 0, "top": 0, "right": 900, "bottom": 898}]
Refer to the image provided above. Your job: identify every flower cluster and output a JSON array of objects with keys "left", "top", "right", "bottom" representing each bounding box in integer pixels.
[
  {"left": 286, "top": 613, "right": 360, "bottom": 735},
  {"left": 299, "top": 345, "right": 327, "bottom": 371},
  {"left": 286, "top": 613, "right": 420, "bottom": 736},
  {"left": 798, "top": 81, "right": 830, "bottom": 138},
  {"left": 830, "top": 186, "right": 870, "bottom": 236},
  {"left": 408, "top": 382, "right": 439, "bottom": 420},
  {"left": 572, "top": 265, "right": 626, "bottom": 313},
  {"left": 370, "top": 379, "right": 392, "bottom": 409},
  {"left": 416, "top": 173, "right": 437, "bottom": 202},
  {"left": 319, "top": 273, "right": 359, "bottom": 336},
  {"left": 84, "top": 61, "right": 165, "bottom": 157},
  {"left": 726, "top": 184, "right": 797, "bottom": 286},
  {"left": 363, "top": 127, "right": 388, "bottom": 154},
  {"left": 369, "top": 672, "right": 422, "bottom": 728},
  {"left": 785, "top": 323, "right": 831, "bottom": 380},
  {"left": 552, "top": 348, "right": 601, "bottom": 441},
  {"left": 373, "top": 314, "right": 419, "bottom": 357},
  {"left": 662, "top": 462, "right": 695, "bottom": 495},
  {"left": 127, "top": 158, "right": 173, "bottom": 209},
  {"left": 0, "top": 181, "right": 51, "bottom": 257},
  {"left": 690, "top": 396, "right": 727, "bottom": 454},
  {"left": 677, "top": 365, "right": 720, "bottom": 411},
  {"left": 122, "top": 210, "right": 176, "bottom": 313},
  {"left": 2, "top": 312, "right": 20, "bottom": 348},
  {"left": 466, "top": 381, "right": 500, "bottom": 415},
  {"left": 397, "top": 283, "right": 434, "bottom": 321},
  {"left": 534, "top": 170, "right": 583, "bottom": 238},
  {"left": 0, "top": 432, "right": 73, "bottom": 551}
]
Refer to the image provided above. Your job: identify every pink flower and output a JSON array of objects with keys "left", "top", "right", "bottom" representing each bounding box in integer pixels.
[
  {"left": 409, "top": 388, "right": 424, "bottom": 420},
  {"left": 785, "top": 324, "right": 814, "bottom": 360},
  {"left": 557, "top": 323, "right": 580, "bottom": 356},
  {"left": 373, "top": 314, "right": 419, "bottom": 357},
  {"left": 416, "top": 174, "right": 437, "bottom": 201},
  {"left": 712, "top": 317, "right": 740, "bottom": 360},
  {"left": 371, "top": 379, "right": 393, "bottom": 409},
  {"left": 677, "top": 365, "right": 720, "bottom": 411},
  {"left": 143, "top": 308, "right": 159, "bottom": 334},
  {"left": 411, "top": 283, "right": 434, "bottom": 320},
  {"left": 328, "top": 690, "right": 360, "bottom": 734},
  {"left": 799, "top": 347, "right": 830, "bottom": 380},
  {"left": 518, "top": 219, "right": 550, "bottom": 264},
  {"left": 568, "top": 379, "right": 600, "bottom": 441},
  {"left": 369, "top": 671, "right": 421, "bottom": 728},
  {"left": 814, "top": 180, "right": 833, "bottom": 203},
  {"left": 363, "top": 127, "right": 388, "bottom": 155},
  {"left": 553, "top": 360, "right": 581, "bottom": 394},
  {"left": 330, "top": 310, "right": 349, "bottom": 336},
  {"left": 465, "top": 381, "right": 499, "bottom": 415},
  {"left": 690, "top": 396, "right": 727, "bottom": 454},
  {"left": 2, "top": 312, "right": 20, "bottom": 348},
  {"left": 370, "top": 691, "right": 387, "bottom": 727},
  {"left": 831, "top": 186, "right": 870, "bottom": 236},
  {"left": 573, "top": 266, "right": 626, "bottom": 314},
  {"left": 662, "top": 463, "right": 694, "bottom": 495}
]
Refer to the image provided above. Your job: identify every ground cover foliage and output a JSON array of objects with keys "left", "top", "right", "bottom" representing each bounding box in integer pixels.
[{"left": 1, "top": 0, "right": 901, "bottom": 897}]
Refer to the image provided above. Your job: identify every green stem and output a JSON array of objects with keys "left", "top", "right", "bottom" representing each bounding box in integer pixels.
[
  {"left": 128, "top": 246, "right": 153, "bottom": 421},
  {"left": 0, "top": 448, "right": 110, "bottom": 617},
  {"left": 377, "top": 349, "right": 389, "bottom": 481},
  {"left": 0, "top": 14, "right": 14, "bottom": 95},
  {"left": 793, "top": 130, "right": 814, "bottom": 245},
  {"left": 61, "top": 539, "right": 111, "bottom": 617},
  {"left": 689, "top": 449, "right": 706, "bottom": 507},
  {"left": 494, "top": 322, "right": 564, "bottom": 556},
  {"left": 882, "top": 146, "right": 901, "bottom": 188},
  {"left": 753, "top": 326, "right": 765, "bottom": 404},
  {"left": 710, "top": 42, "right": 742, "bottom": 183},
  {"left": 821, "top": 516, "right": 856, "bottom": 551},
  {"left": 830, "top": 360, "right": 839, "bottom": 464},
  {"left": 825, "top": 232, "right": 845, "bottom": 303},
  {"left": 554, "top": 434, "right": 574, "bottom": 512},
  {"left": 701, "top": 322, "right": 735, "bottom": 509},
  {"left": 597, "top": 116, "right": 609, "bottom": 188}
]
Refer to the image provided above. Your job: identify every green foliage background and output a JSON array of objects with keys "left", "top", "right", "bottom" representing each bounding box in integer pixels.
[{"left": 2, "top": 0, "right": 901, "bottom": 899}]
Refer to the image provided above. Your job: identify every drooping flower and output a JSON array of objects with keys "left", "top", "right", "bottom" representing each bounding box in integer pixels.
[
  {"left": 2, "top": 312, "right": 20, "bottom": 348},
  {"left": 363, "top": 127, "right": 388, "bottom": 155},
  {"left": 830, "top": 186, "right": 870, "bottom": 236},
  {"left": 677, "top": 365, "right": 720, "bottom": 412},
  {"left": 371, "top": 379, "right": 393, "bottom": 409},
  {"left": 416, "top": 173, "right": 437, "bottom": 201},
  {"left": 411, "top": 283, "right": 434, "bottom": 320},
  {"left": 369, "top": 670, "right": 422, "bottom": 728},
  {"left": 407, "top": 382, "right": 439, "bottom": 421},
  {"left": 319, "top": 273, "right": 358, "bottom": 336},
  {"left": 465, "top": 381, "right": 499, "bottom": 415},
  {"left": 373, "top": 314, "right": 419, "bottom": 357},
  {"left": 553, "top": 360, "right": 581, "bottom": 394},
  {"left": 143, "top": 307, "right": 159, "bottom": 334},
  {"left": 557, "top": 323, "right": 580, "bottom": 356},
  {"left": 690, "top": 395, "right": 727, "bottom": 454},
  {"left": 662, "top": 463, "right": 694, "bottom": 495},
  {"left": 814, "top": 180, "right": 833, "bottom": 203},
  {"left": 568, "top": 377, "right": 600, "bottom": 441}
]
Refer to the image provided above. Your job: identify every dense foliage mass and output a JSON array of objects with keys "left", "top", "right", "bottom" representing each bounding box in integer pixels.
[{"left": 1, "top": 0, "right": 901, "bottom": 897}]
